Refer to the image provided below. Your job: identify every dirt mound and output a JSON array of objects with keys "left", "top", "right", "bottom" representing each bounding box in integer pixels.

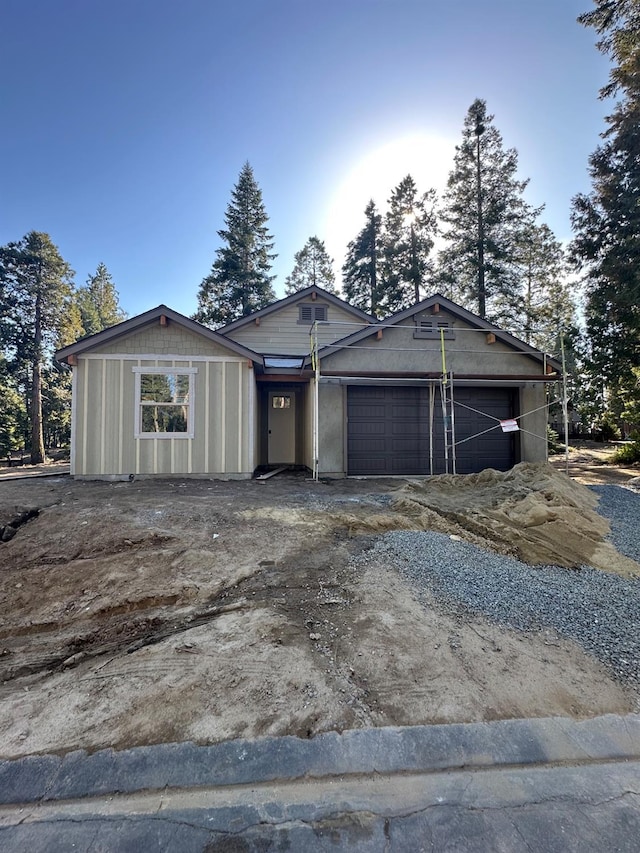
[{"left": 393, "top": 463, "right": 640, "bottom": 576}]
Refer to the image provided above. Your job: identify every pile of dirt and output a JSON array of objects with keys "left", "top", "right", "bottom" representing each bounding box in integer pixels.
[{"left": 393, "top": 462, "right": 640, "bottom": 577}]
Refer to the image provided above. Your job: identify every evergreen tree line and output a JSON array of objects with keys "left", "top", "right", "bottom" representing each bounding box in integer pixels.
[
  {"left": 195, "top": 101, "right": 576, "bottom": 360},
  {"left": 0, "top": 240, "right": 125, "bottom": 460}
]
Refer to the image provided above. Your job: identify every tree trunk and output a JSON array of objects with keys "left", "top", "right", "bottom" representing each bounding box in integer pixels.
[{"left": 30, "top": 290, "right": 46, "bottom": 464}]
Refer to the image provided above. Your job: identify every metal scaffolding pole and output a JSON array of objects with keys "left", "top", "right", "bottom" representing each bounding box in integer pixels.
[
  {"left": 449, "top": 370, "right": 457, "bottom": 475},
  {"left": 311, "top": 322, "right": 320, "bottom": 481},
  {"left": 561, "top": 332, "right": 569, "bottom": 476}
]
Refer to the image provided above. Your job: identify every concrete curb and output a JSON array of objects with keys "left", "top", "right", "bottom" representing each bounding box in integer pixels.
[{"left": 1, "top": 713, "right": 639, "bottom": 806}]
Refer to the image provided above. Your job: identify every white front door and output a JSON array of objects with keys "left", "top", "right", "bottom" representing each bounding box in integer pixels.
[{"left": 268, "top": 391, "right": 296, "bottom": 464}]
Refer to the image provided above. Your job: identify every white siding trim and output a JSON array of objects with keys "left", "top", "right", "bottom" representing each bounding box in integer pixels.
[
  {"left": 237, "top": 364, "right": 243, "bottom": 472},
  {"left": 118, "top": 360, "right": 124, "bottom": 474},
  {"left": 247, "top": 368, "right": 255, "bottom": 472},
  {"left": 100, "top": 359, "right": 106, "bottom": 474},
  {"left": 82, "top": 361, "right": 88, "bottom": 474},
  {"left": 220, "top": 363, "right": 226, "bottom": 472},
  {"left": 70, "top": 366, "right": 77, "bottom": 476},
  {"left": 204, "top": 361, "right": 210, "bottom": 472},
  {"left": 131, "top": 366, "right": 199, "bottom": 374},
  {"left": 135, "top": 360, "right": 141, "bottom": 474}
]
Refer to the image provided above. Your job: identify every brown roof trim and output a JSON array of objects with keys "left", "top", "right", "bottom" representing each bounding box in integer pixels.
[
  {"left": 305, "top": 293, "right": 563, "bottom": 373},
  {"left": 217, "top": 285, "right": 374, "bottom": 334},
  {"left": 55, "top": 305, "right": 263, "bottom": 365}
]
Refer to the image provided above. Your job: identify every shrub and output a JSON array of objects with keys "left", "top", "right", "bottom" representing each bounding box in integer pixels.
[
  {"left": 612, "top": 432, "right": 640, "bottom": 465},
  {"left": 547, "top": 425, "right": 563, "bottom": 453}
]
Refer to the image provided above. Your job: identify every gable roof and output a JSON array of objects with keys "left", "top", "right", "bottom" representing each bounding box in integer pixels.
[
  {"left": 217, "top": 284, "right": 374, "bottom": 334},
  {"left": 305, "top": 293, "right": 563, "bottom": 372},
  {"left": 55, "top": 304, "right": 262, "bottom": 365}
]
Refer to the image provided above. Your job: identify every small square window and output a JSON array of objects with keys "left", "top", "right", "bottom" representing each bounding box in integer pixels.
[
  {"left": 272, "top": 395, "right": 291, "bottom": 409},
  {"left": 133, "top": 368, "right": 196, "bottom": 438}
]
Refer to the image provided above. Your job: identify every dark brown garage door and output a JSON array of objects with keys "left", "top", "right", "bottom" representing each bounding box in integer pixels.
[{"left": 347, "top": 385, "right": 516, "bottom": 475}]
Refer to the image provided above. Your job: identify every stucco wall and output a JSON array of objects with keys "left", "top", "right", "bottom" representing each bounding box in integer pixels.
[
  {"left": 519, "top": 384, "right": 548, "bottom": 463},
  {"left": 319, "top": 312, "right": 548, "bottom": 377},
  {"left": 317, "top": 382, "right": 345, "bottom": 477}
]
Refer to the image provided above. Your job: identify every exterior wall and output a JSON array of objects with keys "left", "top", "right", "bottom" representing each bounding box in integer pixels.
[
  {"left": 319, "top": 312, "right": 548, "bottom": 377},
  {"left": 519, "top": 383, "right": 548, "bottom": 463},
  {"left": 224, "top": 300, "right": 365, "bottom": 355},
  {"left": 317, "top": 381, "right": 346, "bottom": 477},
  {"left": 304, "top": 378, "right": 315, "bottom": 470},
  {"left": 71, "top": 328, "right": 256, "bottom": 477},
  {"left": 315, "top": 378, "right": 548, "bottom": 477}
]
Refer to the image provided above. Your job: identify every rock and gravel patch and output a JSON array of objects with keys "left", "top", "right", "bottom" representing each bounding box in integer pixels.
[{"left": 358, "top": 484, "right": 640, "bottom": 689}]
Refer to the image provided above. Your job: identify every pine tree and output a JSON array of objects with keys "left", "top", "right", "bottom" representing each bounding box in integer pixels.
[
  {"left": 284, "top": 236, "right": 337, "bottom": 295},
  {"left": 0, "top": 232, "right": 74, "bottom": 463},
  {"left": 381, "top": 175, "right": 438, "bottom": 313},
  {"left": 76, "top": 262, "right": 126, "bottom": 336},
  {"left": 342, "top": 200, "right": 383, "bottom": 316},
  {"left": 571, "top": 1, "right": 640, "bottom": 395},
  {"left": 515, "top": 221, "right": 575, "bottom": 353},
  {"left": 194, "top": 162, "right": 276, "bottom": 327},
  {"left": 438, "top": 99, "right": 531, "bottom": 323}
]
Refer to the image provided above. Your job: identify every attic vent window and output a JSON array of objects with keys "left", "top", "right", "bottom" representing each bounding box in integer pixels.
[
  {"left": 298, "top": 303, "right": 328, "bottom": 324},
  {"left": 414, "top": 316, "right": 455, "bottom": 340}
]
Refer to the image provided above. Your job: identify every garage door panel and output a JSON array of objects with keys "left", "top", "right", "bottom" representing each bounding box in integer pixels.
[
  {"left": 348, "top": 421, "right": 386, "bottom": 436},
  {"left": 347, "top": 385, "right": 515, "bottom": 475}
]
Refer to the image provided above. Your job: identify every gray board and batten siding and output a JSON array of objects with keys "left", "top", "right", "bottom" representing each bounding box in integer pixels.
[{"left": 69, "top": 322, "right": 257, "bottom": 478}]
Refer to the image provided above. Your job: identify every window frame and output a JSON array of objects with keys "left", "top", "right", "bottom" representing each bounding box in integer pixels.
[{"left": 133, "top": 366, "right": 197, "bottom": 439}]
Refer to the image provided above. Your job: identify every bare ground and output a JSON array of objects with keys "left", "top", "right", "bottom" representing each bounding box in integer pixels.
[{"left": 0, "top": 453, "right": 638, "bottom": 760}]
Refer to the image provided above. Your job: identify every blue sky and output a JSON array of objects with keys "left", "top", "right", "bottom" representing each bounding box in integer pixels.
[{"left": 1, "top": 0, "right": 609, "bottom": 318}]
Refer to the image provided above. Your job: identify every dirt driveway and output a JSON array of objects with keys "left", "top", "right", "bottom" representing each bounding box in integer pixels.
[{"left": 0, "top": 458, "right": 638, "bottom": 759}]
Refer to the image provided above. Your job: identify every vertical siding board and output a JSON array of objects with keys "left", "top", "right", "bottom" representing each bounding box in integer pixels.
[
  {"left": 157, "top": 439, "right": 172, "bottom": 473},
  {"left": 224, "top": 363, "right": 240, "bottom": 472},
  {"left": 121, "top": 361, "right": 137, "bottom": 475},
  {"left": 104, "top": 361, "right": 122, "bottom": 474},
  {"left": 189, "top": 361, "right": 205, "bottom": 473},
  {"left": 81, "top": 359, "right": 89, "bottom": 474},
  {"left": 84, "top": 361, "right": 104, "bottom": 474},
  {"left": 220, "top": 363, "right": 226, "bottom": 472}
]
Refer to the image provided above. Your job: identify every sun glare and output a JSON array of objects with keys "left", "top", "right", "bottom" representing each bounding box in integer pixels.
[{"left": 323, "top": 133, "right": 455, "bottom": 270}]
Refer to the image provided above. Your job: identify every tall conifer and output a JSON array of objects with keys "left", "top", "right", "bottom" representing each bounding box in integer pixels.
[
  {"left": 438, "top": 99, "right": 530, "bottom": 324},
  {"left": 342, "top": 200, "right": 383, "bottom": 316},
  {"left": 195, "top": 163, "right": 276, "bottom": 327}
]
